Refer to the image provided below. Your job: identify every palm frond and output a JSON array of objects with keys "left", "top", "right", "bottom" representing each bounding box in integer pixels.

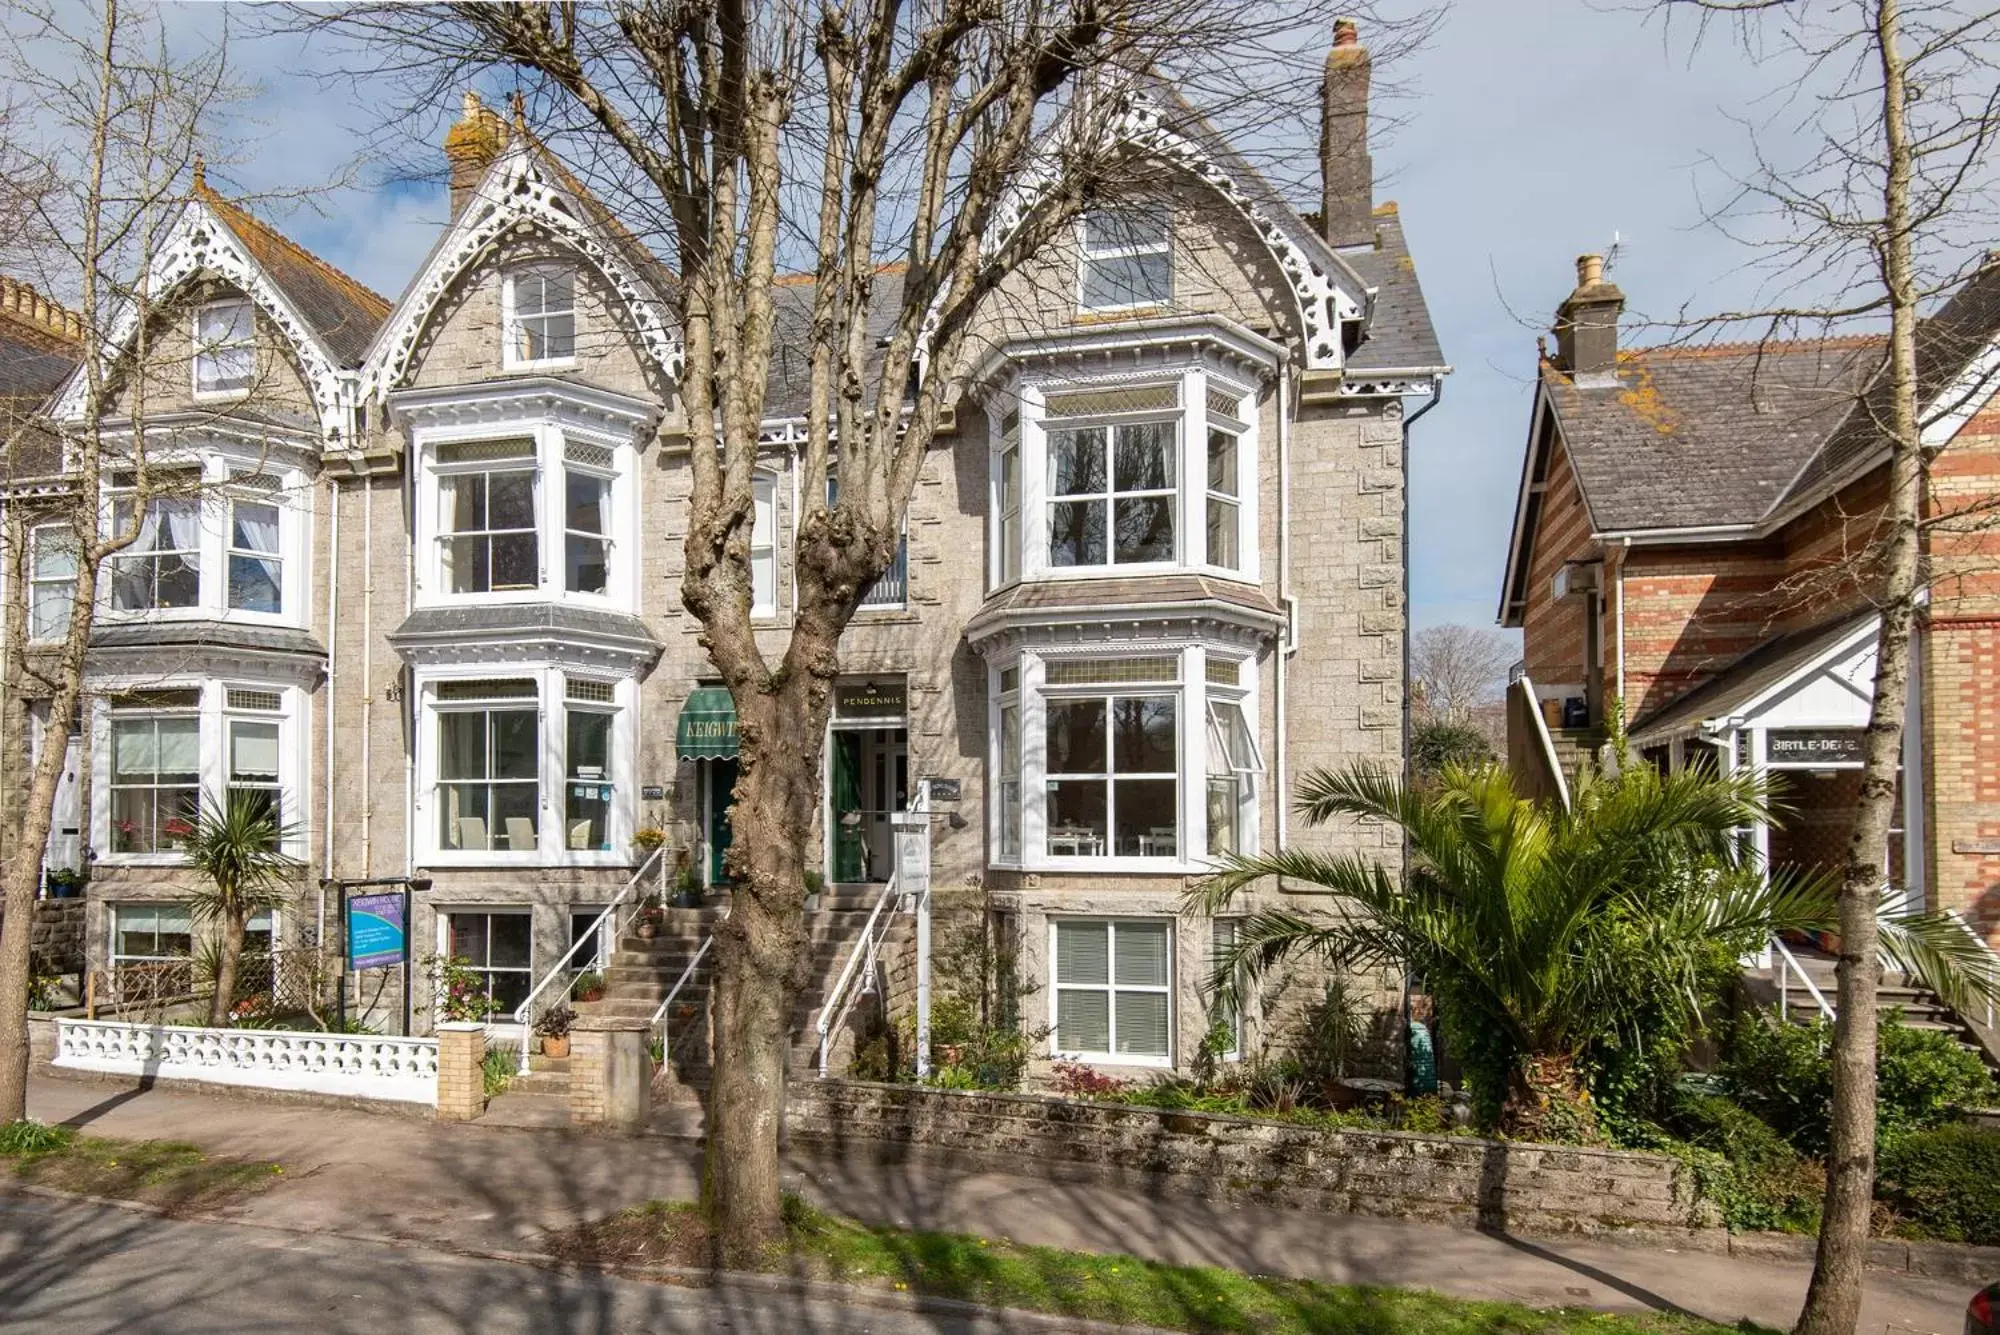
[{"left": 1879, "top": 906, "right": 2000, "bottom": 1016}]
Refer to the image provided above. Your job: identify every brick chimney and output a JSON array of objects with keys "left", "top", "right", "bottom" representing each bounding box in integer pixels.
[
  {"left": 444, "top": 91, "right": 509, "bottom": 217},
  {"left": 1553, "top": 253, "right": 1624, "bottom": 377},
  {"left": 1320, "top": 18, "right": 1375, "bottom": 248}
]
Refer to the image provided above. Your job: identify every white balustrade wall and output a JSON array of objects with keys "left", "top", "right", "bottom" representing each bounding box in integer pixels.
[{"left": 53, "top": 1018, "right": 438, "bottom": 1105}]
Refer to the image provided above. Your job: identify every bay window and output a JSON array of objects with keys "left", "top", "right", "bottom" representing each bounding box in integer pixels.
[
  {"left": 1045, "top": 657, "right": 1179, "bottom": 858},
  {"left": 505, "top": 265, "right": 577, "bottom": 366},
  {"left": 419, "top": 668, "right": 633, "bottom": 864},
  {"left": 988, "top": 646, "right": 1261, "bottom": 870},
  {"left": 439, "top": 440, "right": 539, "bottom": 594},
  {"left": 108, "top": 691, "right": 201, "bottom": 854},
  {"left": 111, "top": 494, "right": 200, "bottom": 611},
  {"left": 1052, "top": 918, "right": 1172, "bottom": 1061},
  {"left": 565, "top": 679, "right": 615, "bottom": 852},
  {"left": 991, "top": 362, "right": 1258, "bottom": 587},
  {"left": 436, "top": 679, "right": 540, "bottom": 853},
  {"left": 564, "top": 465, "right": 612, "bottom": 595},
  {"left": 226, "top": 688, "right": 284, "bottom": 826},
  {"left": 28, "top": 523, "right": 76, "bottom": 641},
  {"left": 227, "top": 493, "right": 283, "bottom": 612},
  {"left": 194, "top": 299, "right": 255, "bottom": 395}
]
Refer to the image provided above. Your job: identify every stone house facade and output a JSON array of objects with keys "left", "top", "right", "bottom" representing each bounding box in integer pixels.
[
  {"left": 3, "top": 28, "right": 1445, "bottom": 1075},
  {"left": 1501, "top": 252, "right": 2000, "bottom": 940}
]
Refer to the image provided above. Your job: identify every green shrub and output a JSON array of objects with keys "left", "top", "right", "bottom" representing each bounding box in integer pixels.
[
  {"left": 1409, "top": 719, "right": 1494, "bottom": 781},
  {"left": 1721, "top": 1014, "right": 1994, "bottom": 1155},
  {"left": 1662, "top": 1090, "right": 1823, "bottom": 1233},
  {"left": 481, "top": 1047, "right": 518, "bottom": 1098},
  {"left": 1878, "top": 1124, "right": 2000, "bottom": 1243},
  {"left": 0, "top": 1119, "right": 75, "bottom": 1156}
]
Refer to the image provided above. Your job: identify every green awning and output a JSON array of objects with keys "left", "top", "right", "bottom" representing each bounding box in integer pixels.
[{"left": 676, "top": 686, "right": 738, "bottom": 759}]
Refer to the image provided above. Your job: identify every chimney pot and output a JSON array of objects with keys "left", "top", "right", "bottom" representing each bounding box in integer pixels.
[
  {"left": 1333, "top": 17, "right": 1359, "bottom": 46},
  {"left": 1577, "top": 253, "right": 1603, "bottom": 288},
  {"left": 444, "top": 89, "right": 510, "bottom": 218}
]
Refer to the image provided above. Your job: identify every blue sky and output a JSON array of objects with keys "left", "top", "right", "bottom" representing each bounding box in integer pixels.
[{"left": 202, "top": 3, "right": 1791, "bottom": 645}]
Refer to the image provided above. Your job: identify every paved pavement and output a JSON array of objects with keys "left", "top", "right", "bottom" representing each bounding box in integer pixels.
[
  {"left": 20, "top": 1073, "right": 1987, "bottom": 1334},
  {"left": 0, "top": 1192, "right": 1092, "bottom": 1334}
]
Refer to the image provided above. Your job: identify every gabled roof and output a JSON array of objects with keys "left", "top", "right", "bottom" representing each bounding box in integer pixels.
[
  {"left": 1628, "top": 608, "right": 1877, "bottom": 743},
  {"left": 762, "top": 267, "right": 907, "bottom": 422},
  {"left": 1539, "top": 336, "right": 1881, "bottom": 534},
  {"left": 195, "top": 182, "right": 390, "bottom": 367}
]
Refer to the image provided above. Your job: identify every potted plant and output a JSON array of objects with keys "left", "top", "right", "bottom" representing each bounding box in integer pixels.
[
  {"left": 571, "top": 969, "right": 606, "bottom": 1003},
  {"left": 633, "top": 825, "right": 666, "bottom": 857},
  {"left": 634, "top": 894, "right": 663, "bottom": 940},
  {"left": 672, "top": 848, "right": 701, "bottom": 909},
  {"left": 42, "top": 867, "right": 87, "bottom": 899},
  {"left": 535, "top": 1002, "right": 574, "bottom": 1059}
]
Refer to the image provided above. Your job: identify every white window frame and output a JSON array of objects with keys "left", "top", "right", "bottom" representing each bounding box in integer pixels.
[
  {"left": 993, "top": 665, "right": 1022, "bottom": 864},
  {"left": 751, "top": 471, "right": 778, "bottom": 617},
  {"left": 1049, "top": 917, "right": 1174, "bottom": 1066},
  {"left": 27, "top": 522, "right": 76, "bottom": 642},
  {"left": 437, "top": 907, "right": 535, "bottom": 1016},
  {"left": 823, "top": 465, "right": 908, "bottom": 610},
  {"left": 502, "top": 264, "right": 578, "bottom": 370},
  {"left": 413, "top": 421, "right": 637, "bottom": 610},
  {"left": 1204, "top": 657, "right": 1264, "bottom": 862},
  {"left": 1040, "top": 656, "right": 1183, "bottom": 864},
  {"left": 1045, "top": 417, "right": 1180, "bottom": 571},
  {"left": 1009, "top": 367, "right": 1259, "bottom": 586},
  {"left": 192, "top": 299, "right": 256, "bottom": 398},
  {"left": 990, "top": 644, "right": 1258, "bottom": 874},
  {"left": 1077, "top": 208, "right": 1172, "bottom": 313},
  {"left": 107, "top": 490, "right": 201, "bottom": 614},
  {"left": 98, "top": 453, "right": 307, "bottom": 627},
  {"left": 991, "top": 412, "right": 1022, "bottom": 589},
  {"left": 110, "top": 902, "right": 195, "bottom": 966},
  {"left": 413, "top": 665, "right": 636, "bottom": 868},
  {"left": 225, "top": 484, "right": 286, "bottom": 614},
  {"left": 91, "top": 678, "right": 309, "bottom": 867}
]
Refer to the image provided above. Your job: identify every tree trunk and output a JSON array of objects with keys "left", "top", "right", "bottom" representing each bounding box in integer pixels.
[
  {"left": 1501, "top": 1051, "right": 1599, "bottom": 1144},
  {"left": 1795, "top": 6, "right": 1918, "bottom": 1332},
  {"left": 701, "top": 654, "right": 832, "bottom": 1264},
  {"left": 208, "top": 911, "right": 248, "bottom": 1027}
]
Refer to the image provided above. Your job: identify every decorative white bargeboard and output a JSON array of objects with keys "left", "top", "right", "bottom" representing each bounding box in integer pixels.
[{"left": 53, "top": 1018, "right": 438, "bottom": 1105}]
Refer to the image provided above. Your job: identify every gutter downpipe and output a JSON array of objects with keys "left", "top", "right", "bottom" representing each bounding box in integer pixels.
[
  {"left": 321, "top": 454, "right": 341, "bottom": 952},
  {"left": 1402, "top": 379, "right": 1444, "bottom": 786},
  {"left": 360, "top": 444, "right": 374, "bottom": 874},
  {"left": 1276, "top": 355, "right": 1293, "bottom": 850}
]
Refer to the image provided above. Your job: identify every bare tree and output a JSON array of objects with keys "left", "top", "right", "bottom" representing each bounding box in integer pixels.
[
  {"left": 295, "top": 0, "right": 1436, "bottom": 1257},
  {"left": 1649, "top": 3, "right": 2000, "bottom": 1330},
  {"left": 0, "top": 0, "right": 249, "bottom": 1122},
  {"left": 1410, "top": 622, "right": 1513, "bottom": 723}
]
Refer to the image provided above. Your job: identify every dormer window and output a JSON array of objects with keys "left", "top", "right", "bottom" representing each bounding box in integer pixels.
[
  {"left": 505, "top": 265, "right": 577, "bottom": 367},
  {"left": 1079, "top": 208, "right": 1171, "bottom": 312},
  {"left": 193, "top": 299, "right": 255, "bottom": 396}
]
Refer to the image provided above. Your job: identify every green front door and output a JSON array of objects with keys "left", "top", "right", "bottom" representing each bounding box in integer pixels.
[
  {"left": 706, "top": 757, "right": 738, "bottom": 885},
  {"left": 831, "top": 732, "right": 865, "bottom": 882}
]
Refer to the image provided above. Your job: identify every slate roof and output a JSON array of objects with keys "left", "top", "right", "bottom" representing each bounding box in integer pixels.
[
  {"left": 1343, "top": 206, "right": 1446, "bottom": 374},
  {"left": 197, "top": 185, "right": 391, "bottom": 367},
  {"left": 1541, "top": 337, "right": 1882, "bottom": 533},
  {"left": 762, "top": 269, "right": 907, "bottom": 422},
  {"left": 1629, "top": 609, "right": 1875, "bottom": 742},
  {"left": 965, "top": 574, "right": 1284, "bottom": 641},
  {"left": 388, "top": 603, "right": 661, "bottom": 659},
  {"left": 1, "top": 309, "right": 81, "bottom": 482},
  {"left": 90, "top": 620, "right": 325, "bottom": 659}
]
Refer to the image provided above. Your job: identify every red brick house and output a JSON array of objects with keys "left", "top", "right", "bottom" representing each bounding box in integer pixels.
[{"left": 1500, "top": 253, "right": 2000, "bottom": 943}]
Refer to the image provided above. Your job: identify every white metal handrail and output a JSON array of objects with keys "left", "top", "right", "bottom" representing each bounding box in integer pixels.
[
  {"left": 514, "top": 845, "right": 666, "bottom": 1073},
  {"left": 651, "top": 924, "right": 719, "bottom": 1052},
  {"left": 816, "top": 871, "right": 899, "bottom": 1078},
  {"left": 1772, "top": 934, "right": 1835, "bottom": 1023}
]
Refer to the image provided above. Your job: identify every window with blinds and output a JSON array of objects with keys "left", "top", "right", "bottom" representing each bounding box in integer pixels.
[{"left": 1052, "top": 919, "right": 1172, "bottom": 1060}]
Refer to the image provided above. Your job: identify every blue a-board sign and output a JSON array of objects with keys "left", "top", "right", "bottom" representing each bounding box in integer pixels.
[{"left": 348, "top": 892, "right": 407, "bottom": 970}]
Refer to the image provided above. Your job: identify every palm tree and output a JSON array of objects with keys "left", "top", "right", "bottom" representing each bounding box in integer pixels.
[
  {"left": 179, "top": 793, "right": 301, "bottom": 1026},
  {"left": 1191, "top": 761, "right": 1997, "bottom": 1142}
]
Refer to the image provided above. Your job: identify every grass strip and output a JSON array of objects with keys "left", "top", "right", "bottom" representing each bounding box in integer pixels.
[
  {"left": 1, "top": 1118, "right": 282, "bottom": 1216},
  {"left": 548, "top": 1197, "right": 1774, "bottom": 1335}
]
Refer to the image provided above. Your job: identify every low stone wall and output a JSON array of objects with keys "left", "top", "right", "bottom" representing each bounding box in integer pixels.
[
  {"left": 0, "top": 899, "right": 86, "bottom": 974},
  {"left": 789, "top": 1080, "right": 1701, "bottom": 1236}
]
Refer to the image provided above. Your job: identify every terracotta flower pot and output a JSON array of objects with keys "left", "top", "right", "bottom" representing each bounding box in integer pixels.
[{"left": 542, "top": 1034, "right": 571, "bottom": 1059}]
